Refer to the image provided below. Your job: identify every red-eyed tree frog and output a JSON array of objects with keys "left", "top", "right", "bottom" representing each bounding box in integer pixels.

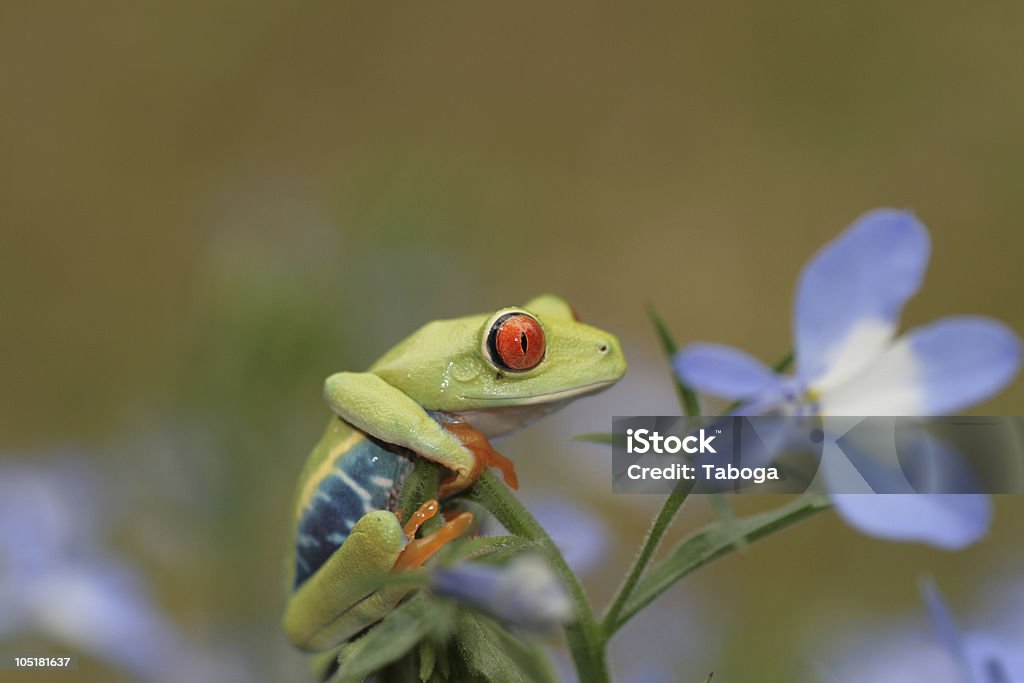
[{"left": 283, "top": 294, "right": 626, "bottom": 652}]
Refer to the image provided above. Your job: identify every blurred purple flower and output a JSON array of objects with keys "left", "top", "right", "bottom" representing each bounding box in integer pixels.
[
  {"left": 674, "top": 209, "right": 1021, "bottom": 548},
  {"left": 0, "top": 457, "right": 246, "bottom": 683},
  {"left": 526, "top": 499, "right": 607, "bottom": 576},
  {"left": 483, "top": 496, "right": 608, "bottom": 576},
  {"left": 430, "top": 556, "right": 573, "bottom": 630},
  {"left": 819, "top": 581, "right": 1024, "bottom": 683},
  {"left": 609, "top": 594, "right": 720, "bottom": 683},
  {"left": 548, "top": 589, "right": 719, "bottom": 683},
  {"left": 922, "top": 581, "right": 1024, "bottom": 683}
]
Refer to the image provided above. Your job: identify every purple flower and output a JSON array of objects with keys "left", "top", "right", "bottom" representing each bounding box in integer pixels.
[
  {"left": 483, "top": 497, "right": 608, "bottom": 576},
  {"left": 430, "top": 556, "right": 573, "bottom": 630},
  {"left": 674, "top": 210, "right": 1021, "bottom": 548},
  {"left": 922, "top": 581, "right": 1024, "bottom": 683},
  {"left": 820, "top": 581, "right": 1024, "bottom": 683},
  {"left": 0, "top": 458, "right": 248, "bottom": 683}
]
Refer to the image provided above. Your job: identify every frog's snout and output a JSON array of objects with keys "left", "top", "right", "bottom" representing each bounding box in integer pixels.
[
  {"left": 594, "top": 335, "right": 627, "bottom": 380},
  {"left": 596, "top": 335, "right": 622, "bottom": 358}
]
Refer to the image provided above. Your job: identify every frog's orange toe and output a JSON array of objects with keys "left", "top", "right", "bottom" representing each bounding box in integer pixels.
[
  {"left": 440, "top": 421, "right": 519, "bottom": 494},
  {"left": 394, "top": 511, "right": 474, "bottom": 570},
  {"left": 401, "top": 499, "right": 440, "bottom": 538}
]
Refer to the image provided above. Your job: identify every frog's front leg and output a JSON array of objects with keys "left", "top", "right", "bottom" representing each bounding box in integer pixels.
[
  {"left": 435, "top": 420, "right": 518, "bottom": 498},
  {"left": 284, "top": 503, "right": 472, "bottom": 652},
  {"left": 324, "top": 372, "right": 517, "bottom": 493}
]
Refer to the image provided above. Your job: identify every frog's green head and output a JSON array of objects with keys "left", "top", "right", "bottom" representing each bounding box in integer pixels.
[{"left": 370, "top": 294, "right": 626, "bottom": 429}]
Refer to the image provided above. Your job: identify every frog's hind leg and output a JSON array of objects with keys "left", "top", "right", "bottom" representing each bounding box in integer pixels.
[
  {"left": 284, "top": 505, "right": 475, "bottom": 653},
  {"left": 284, "top": 510, "right": 407, "bottom": 652}
]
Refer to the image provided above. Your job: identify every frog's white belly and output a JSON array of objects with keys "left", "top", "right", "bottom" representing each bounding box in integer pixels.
[
  {"left": 453, "top": 399, "right": 575, "bottom": 439},
  {"left": 451, "top": 380, "right": 616, "bottom": 438}
]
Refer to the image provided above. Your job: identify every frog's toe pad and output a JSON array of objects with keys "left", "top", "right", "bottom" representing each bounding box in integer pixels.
[
  {"left": 401, "top": 499, "right": 440, "bottom": 538},
  {"left": 394, "top": 511, "right": 473, "bottom": 570}
]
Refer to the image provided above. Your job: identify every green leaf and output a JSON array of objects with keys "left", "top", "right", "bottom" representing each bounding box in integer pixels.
[
  {"left": 647, "top": 305, "right": 701, "bottom": 417},
  {"left": 572, "top": 432, "right": 616, "bottom": 445},
  {"left": 707, "top": 491, "right": 745, "bottom": 552},
  {"left": 454, "top": 611, "right": 561, "bottom": 683},
  {"left": 419, "top": 639, "right": 437, "bottom": 681},
  {"left": 772, "top": 350, "right": 795, "bottom": 373},
  {"left": 445, "top": 534, "right": 540, "bottom": 565},
  {"left": 377, "top": 653, "right": 420, "bottom": 683},
  {"left": 602, "top": 479, "right": 693, "bottom": 633},
  {"left": 330, "top": 593, "right": 454, "bottom": 683},
  {"left": 434, "top": 638, "right": 452, "bottom": 680},
  {"left": 609, "top": 493, "right": 831, "bottom": 633},
  {"left": 446, "top": 650, "right": 486, "bottom": 683}
]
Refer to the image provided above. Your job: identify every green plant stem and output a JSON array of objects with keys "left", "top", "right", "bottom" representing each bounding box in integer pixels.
[
  {"left": 601, "top": 309, "right": 708, "bottom": 636},
  {"left": 647, "top": 305, "right": 702, "bottom": 416},
  {"left": 772, "top": 350, "right": 795, "bottom": 373},
  {"left": 601, "top": 479, "right": 693, "bottom": 634},
  {"left": 604, "top": 341, "right": 797, "bottom": 638},
  {"left": 608, "top": 493, "right": 831, "bottom": 633},
  {"left": 707, "top": 491, "right": 742, "bottom": 545},
  {"left": 467, "top": 472, "right": 611, "bottom": 683}
]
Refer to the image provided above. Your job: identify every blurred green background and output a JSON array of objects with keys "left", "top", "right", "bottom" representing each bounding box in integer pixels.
[{"left": 2, "top": 2, "right": 1023, "bottom": 681}]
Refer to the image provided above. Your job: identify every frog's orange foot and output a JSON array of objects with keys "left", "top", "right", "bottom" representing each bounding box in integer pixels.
[
  {"left": 400, "top": 499, "right": 440, "bottom": 538},
  {"left": 439, "top": 421, "right": 519, "bottom": 497},
  {"left": 394, "top": 508, "right": 474, "bottom": 570}
]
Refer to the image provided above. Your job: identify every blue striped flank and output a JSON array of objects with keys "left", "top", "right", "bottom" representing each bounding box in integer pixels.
[{"left": 293, "top": 438, "right": 412, "bottom": 589}]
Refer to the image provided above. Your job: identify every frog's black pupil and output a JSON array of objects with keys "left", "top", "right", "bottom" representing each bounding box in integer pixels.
[{"left": 520, "top": 331, "right": 528, "bottom": 353}]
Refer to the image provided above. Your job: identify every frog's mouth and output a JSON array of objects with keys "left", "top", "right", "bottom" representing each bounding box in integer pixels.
[
  {"left": 462, "top": 379, "right": 617, "bottom": 406},
  {"left": 454, "top": 380, "right": 617, "bottom": 438}
]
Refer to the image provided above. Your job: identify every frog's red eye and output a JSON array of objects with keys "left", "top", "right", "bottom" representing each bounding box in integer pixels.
[{"left": 487, "top": 313, "right": 546, "bottom": 372}]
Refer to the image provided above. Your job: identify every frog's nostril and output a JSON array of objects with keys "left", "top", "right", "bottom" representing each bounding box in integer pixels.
[{"left": 598, "top": 342, "right": 609, "bottom": 354}]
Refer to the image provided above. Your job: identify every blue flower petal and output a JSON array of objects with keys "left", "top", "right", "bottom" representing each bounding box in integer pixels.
[
  {"left": 430, "top": 557, "right": 573, "bottom": 630},
  {"left": 921, "top": 583, "right": 1024, "bottom": 683},
  {"left": 829, "top": 493, "right": 991, "bottom": 550},
  {"left": 795, "top": 209, "right": 930, "bottom": 389},
  {"left": 815, "top": 419, "right": 995, "bottom": 549},
  {"left": 526, "top": 499, "right": 606, "bottom": 576},
  {"left": 820, "top": 317, "right": 1021, "bottom": 415},
  {"left": 483, "top": 498, "right": 607, "bottom": 576},
  {"left": 908, "top": 317, "right": 1021, "bottom": 414},
  {"left": 920, "top": 580, "right": 972, "bottom": 674},
  {"left": 673, "top": 343, "right": 781, "bottom": 400},
  {"left": 822, "top": 421, "right": 986, "bottom": 494},
  {"left": 965, "top": 635, "right": 1024, "bottom": 682}
]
